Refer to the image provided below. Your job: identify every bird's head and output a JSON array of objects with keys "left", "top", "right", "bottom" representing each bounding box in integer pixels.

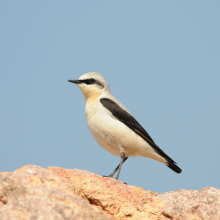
[{"left": 68, "top": 72, "right": 110, "bottom": 100}]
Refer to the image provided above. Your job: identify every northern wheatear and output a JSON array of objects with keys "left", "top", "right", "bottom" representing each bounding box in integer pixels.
[{"left": 68, "top": 72, "right": 182, "bottom": 180}]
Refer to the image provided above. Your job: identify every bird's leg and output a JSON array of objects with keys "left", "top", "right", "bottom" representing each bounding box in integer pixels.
[
  {"left": 115, "top": 146, "right": 126, "bottom": 180},
  {"left": 104, "top": 157, "right": 128, "bottom": 178}
]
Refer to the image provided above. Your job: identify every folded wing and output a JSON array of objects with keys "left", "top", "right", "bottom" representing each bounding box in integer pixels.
[{"left": 100, "top": 98, "right": 182, "bottom": 173}]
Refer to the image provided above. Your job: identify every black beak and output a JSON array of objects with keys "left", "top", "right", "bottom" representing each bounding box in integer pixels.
[{"left": 68, "top": 80, "right": 81, "bottom": 84}]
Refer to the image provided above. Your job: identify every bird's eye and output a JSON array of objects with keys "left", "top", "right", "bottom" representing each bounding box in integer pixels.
[{"left": 89, "top": 78, "right": 95, "bottom": 83}]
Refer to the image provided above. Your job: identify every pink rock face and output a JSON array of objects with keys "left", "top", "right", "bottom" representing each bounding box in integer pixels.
[
  {"left": 155, "top": 187, "right": 220, "bottom": 220},
  {"left": 0, "top": 165, "right": 114, "bottom": 220},
  {"left": 0, "top": 165, "right": 219, "bottom": 220}
]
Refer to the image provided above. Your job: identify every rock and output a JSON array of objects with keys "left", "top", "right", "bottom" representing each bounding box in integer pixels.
[
  {"left": 0, "top": 165, "right": 114, "bottom": 220},
  {"left": 0, "top": 165, "right": 219, "bottom": 220},
  {"left": 48, "top": 167, "right": 166, "bottom": 219},
  {"left": 155, "top": 187, "right": 220, "bottom": 220}
]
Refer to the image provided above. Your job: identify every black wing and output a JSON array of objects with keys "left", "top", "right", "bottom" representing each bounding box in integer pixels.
[{"left": 100, "top": 98, "right": 182, "bottom": 173}]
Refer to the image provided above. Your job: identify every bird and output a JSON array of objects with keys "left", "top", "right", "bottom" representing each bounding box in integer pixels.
[{"left": 68, "top": 72, "right": 182, "bottom": 180}]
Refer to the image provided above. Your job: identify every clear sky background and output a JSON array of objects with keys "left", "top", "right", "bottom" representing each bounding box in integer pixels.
[{"left": 0, "top": 1, "right": 219, "bottom": 193}]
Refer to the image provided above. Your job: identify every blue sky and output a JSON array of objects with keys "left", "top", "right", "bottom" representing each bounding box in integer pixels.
[{"left": 0, "top": 1, "right": 219, "bottom": 193}]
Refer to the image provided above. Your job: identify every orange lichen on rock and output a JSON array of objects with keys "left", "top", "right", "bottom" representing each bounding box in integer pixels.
[{"left": 48, "top": 167, "right": 166, "bottom": 219}]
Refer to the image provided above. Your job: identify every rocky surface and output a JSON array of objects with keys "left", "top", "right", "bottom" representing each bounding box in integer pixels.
[
  {"left": 0, "top": 165, "right": 114, "bottom": 220},
  {"left": 0, "top": 165, "right": 219, "bottom": 220},
  {"left": 155, "top": 187, "right": 220, "bottom": 220}
]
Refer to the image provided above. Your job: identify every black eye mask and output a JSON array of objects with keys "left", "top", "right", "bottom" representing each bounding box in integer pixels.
[{"left": 68, "top": 78, "right": 104, "bottom": 88}]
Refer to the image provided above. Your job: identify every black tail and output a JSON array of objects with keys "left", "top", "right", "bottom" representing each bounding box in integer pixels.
[{"left": 167, "top": 161, "right": 182, "bottom": 173}]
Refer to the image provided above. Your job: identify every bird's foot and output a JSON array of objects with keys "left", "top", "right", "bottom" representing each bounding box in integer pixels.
[
  {"left": 102, "top": 175, "right": 114, "bottom": 178},
  {"left": 102, "top": 175, "right": 127, "bottom": 184}
]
